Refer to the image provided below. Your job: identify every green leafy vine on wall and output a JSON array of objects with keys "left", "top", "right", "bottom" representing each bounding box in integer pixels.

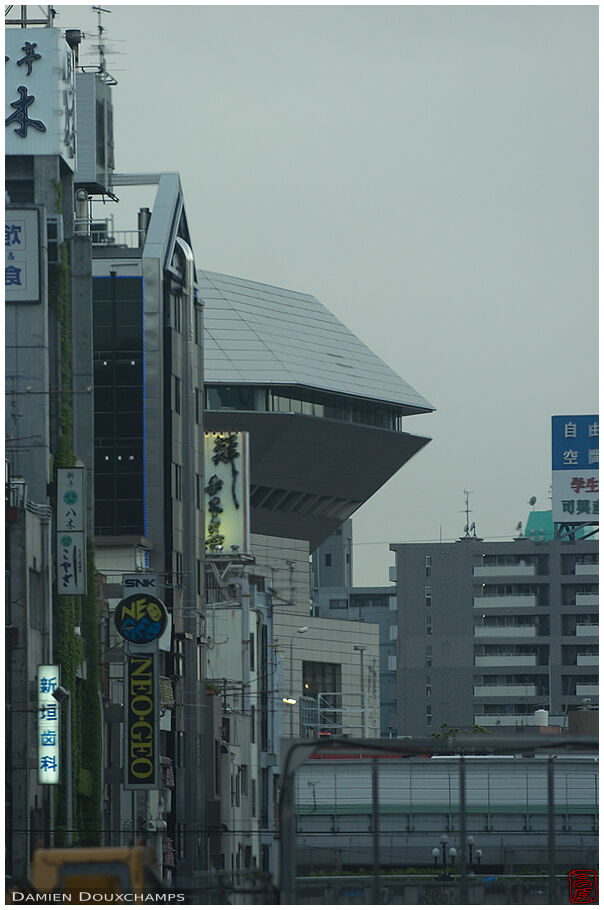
[{"left": 48, "top": 210, "right": 102, "bottom": 845}]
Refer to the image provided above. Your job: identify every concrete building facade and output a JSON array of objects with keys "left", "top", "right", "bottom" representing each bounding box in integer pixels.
[
  {"left": 311, "top": 520, "right": 399, "bottom": 735},
  {"left": 391, "top": 532, "right": 599, "bottom": 737}
]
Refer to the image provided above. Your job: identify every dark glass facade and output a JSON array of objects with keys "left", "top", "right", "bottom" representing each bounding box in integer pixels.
[{"left": 93, "top": 275, "right": 144, "bottom": 535}]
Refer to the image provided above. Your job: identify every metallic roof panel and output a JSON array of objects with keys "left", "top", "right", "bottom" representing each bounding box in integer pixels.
[{"left": 201, "top": 269, "right": 434, "bottom": 412}]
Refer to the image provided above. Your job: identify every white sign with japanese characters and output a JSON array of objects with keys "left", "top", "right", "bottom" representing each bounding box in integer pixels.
[
  {"left": 204, "top": 432, "right": 250, "bottom": 554},
  {"left": 38, "top": 665, "right": 60, "bottom": 785},
  {"left": 551, "top": 415, "right": 599, "bottom": 524},
  {"left": 57, "top": 531, "right": 86, "bottom": 596},
  {"left": 5, "top": 208, "right": 40, "bottom": 302},
  {"left": 57, "top": 467, "right": 86, "bottom": 533},
  {"left": 5, "top": 28, "right": 76, "bottom": 166}
]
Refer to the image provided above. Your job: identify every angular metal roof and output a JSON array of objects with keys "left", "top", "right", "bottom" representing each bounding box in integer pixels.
[{"left": 200, "top": 270, "right": 434, "bottom": 414}]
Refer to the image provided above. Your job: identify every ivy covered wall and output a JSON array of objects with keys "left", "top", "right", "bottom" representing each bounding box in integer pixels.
[{"left": 49, "top": 237, "right": 102, "bottom": 845}]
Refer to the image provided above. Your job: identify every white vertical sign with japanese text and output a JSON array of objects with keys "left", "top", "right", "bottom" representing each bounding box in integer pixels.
[
  {"left": 5, "top": 209, "right": 40, "bottom": 302},
  {"left": 551, "top": 415, "right": 599, "bottom": 524},
  {"left": 38, "top": 665, "right": 60, "bottom": 785},
  {"left": 56, "top": 467, "right": 87, "bottom": 594},
  {"left": 204, "top": 432, "right": 250, "bottom": 554},
  {"left": 5, "top": 28, "right": 76, "bottom": 165}
]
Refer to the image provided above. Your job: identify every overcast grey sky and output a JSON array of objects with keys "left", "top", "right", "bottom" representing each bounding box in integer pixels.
[{"left": 59, "top": 4, "right": 598, "bottom": 586}]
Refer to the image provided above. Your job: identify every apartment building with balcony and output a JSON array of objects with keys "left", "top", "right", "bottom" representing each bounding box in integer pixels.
[{"left": 390, "top": 531, "right": 598, "bottom": 735}]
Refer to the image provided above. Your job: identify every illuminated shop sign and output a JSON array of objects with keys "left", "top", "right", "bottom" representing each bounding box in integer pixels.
[
  {"left": 114, "top": 593, "right": 168, "bottom": 645},
  {"left": 552, "top": 415, "right": 599, "bottom": 524},
  {"left": 203, "top": 432, "right": 250, "bottom": 554},
  {"left": 38, "top": 665, "right": 60, "bottom": 785},
  {"left": 125, "top": 652, "right": 159, "bottom": 790}
]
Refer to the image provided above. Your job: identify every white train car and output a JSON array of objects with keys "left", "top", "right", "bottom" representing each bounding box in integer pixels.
[{"left": 293, "top": 754, "right": 598, "bottom": 871}]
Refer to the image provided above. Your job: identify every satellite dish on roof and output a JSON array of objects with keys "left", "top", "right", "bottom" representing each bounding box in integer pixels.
[{"left": 529, "top": 496, "right": 537, "bottom": 508}]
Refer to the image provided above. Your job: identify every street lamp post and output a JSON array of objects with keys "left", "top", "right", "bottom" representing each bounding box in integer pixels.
[
  {"left": 467, "top": 835, "right": 474, "bottom": 874},
  {"left": 289, "top": 626, "right": 308, "bottom": 737},
  {"left": 432, "top": 848, "right": 440, "bottom": 871},
  {"left": 448, "top": 847, "right": 457, "bottom": 874},
  {"left": 439, "top": 833, "right": 449, "bottom": 880},
  {"left": 52, "top": 685, "right": 72, "bottom": 846},
  {"left": 353, "top": 644, "right": 367, "bottom": 737}
]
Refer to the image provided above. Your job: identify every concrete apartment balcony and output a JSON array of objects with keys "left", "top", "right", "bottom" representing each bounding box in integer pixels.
[
  {"left": 473, "top": 685, "right": 538, "bottom": 697},
  {"left": 473, "top": 594, "right": 537, "bottom": 608},
  {"left": 575, "top": 593, "right": 599, "bottom": 607},
  {"left": 576, "top": 684, "right": 599, "bottom": 697},
  {"left": 576, "top": 624, "right": 599, "bottom": 637},
  {"left": 473, "top": 564, "right": 536, "bottom": 578},
  {"left": 575, "top": 563, "right": 599, "bottom": 576},
  {"left": 474, "top": 625, "right": 537, "bottom": 638},
  {"left": 577, "top": 654, "right": 599, "bottom": 666},
  {"left": 474, "top": 654, "right": 537, "bottom": 667},
  {"left": 474, "top": 715, "right": 535, "bottom": 727}
]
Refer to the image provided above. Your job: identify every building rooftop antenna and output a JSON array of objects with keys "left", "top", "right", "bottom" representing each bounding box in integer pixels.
[
  {"left": 92, "top": 5, "right": 111, "bottom": 74},
  {"left": 462, "top": 489, "right": 474, "bottom": 537}
]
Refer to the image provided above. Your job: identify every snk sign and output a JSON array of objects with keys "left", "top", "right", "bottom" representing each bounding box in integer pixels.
[{"left": 125, "top": 653, "right": 159, "bottom": 790}]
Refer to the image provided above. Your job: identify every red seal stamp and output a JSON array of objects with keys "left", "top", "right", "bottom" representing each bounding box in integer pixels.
[{"left": 569, "top": 870, "right": 598, "bottom": 904}]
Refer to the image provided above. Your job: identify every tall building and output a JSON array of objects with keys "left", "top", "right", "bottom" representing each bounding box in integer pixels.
[
  {"left": 5, "top": 13, "right": 102, "bottom": 879},
  {"left": 203, "top": 271, "right": 433, "bottom": 746},
  {"left": 391, "top": 527, "right": 599, "bottom": 736},
  {"left": 88, "top": 172, "right": 207, "bottom": 886}
]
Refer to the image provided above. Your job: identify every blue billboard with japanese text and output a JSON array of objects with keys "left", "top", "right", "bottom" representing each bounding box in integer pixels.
[{"left": 551, "top": 415, "right": 599, "bottom": 524}]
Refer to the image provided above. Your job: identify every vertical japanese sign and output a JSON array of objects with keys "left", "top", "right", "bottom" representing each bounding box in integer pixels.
[
  {"left": 56, "top": 467, "right": 87, "bottom": 595},
  {"left": 5, "top": 27, "right": 76, "bottom": 165},
  {"left": 552, "top": 415, "right": 599, "bottom": 524},
  {"left": 5, "top": 209, "right": 40, "bottom": 302},
  {"left": 204, "top": 432, "right": 250, "bottom": 554},
  {"left": 124, "top": 652, "right": 159, "bottom": 790},
  {"left": 38, "top": 665, "right": 60, "bottom": 784}
]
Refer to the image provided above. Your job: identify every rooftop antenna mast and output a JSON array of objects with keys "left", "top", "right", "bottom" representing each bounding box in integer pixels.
[
  {"left": 92, "top": 5, "right": 111, "bottom": 74},
  {"left": 462, "top": 490, "right": 476, "bottom": 538}
]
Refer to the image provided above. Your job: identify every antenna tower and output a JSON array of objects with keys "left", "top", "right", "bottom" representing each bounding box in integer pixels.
[{"left": 92, "top": 5, "right": 111, "bottom": 74}]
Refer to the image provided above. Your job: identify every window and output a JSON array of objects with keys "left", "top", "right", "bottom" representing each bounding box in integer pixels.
[
  {"left": 173, "top": 463, "right": 182, "bottom": 501},
  {"left": 424, "top": 586, "right": 432, "bottom": 607},
  {"left": 195, "top": 473, "right": 201, "bottom": 509},
  {"left": 425, "top": 555, "right": 432, "bottom": 577},
  {"left": 250, "top": 705, "right": 256, "bottom": 744},
  {"left": 172, "top": 293, "right": 182, "bottom": 332},
  {"left": 425, "top": 677, "right": 432, "bottom": 697},
  {"left": 425, "top": 646, "right": 432, "bottom": 667},
  {"left": 195, "top": 388, "right": 201, "bottom": 424},
  {"left": 426, "top": 705, "right": 432, "bottom": 725},
  {"left": 325, "top": 553, "right": 332, "bottom": 568},
  {"left": 173, "top": 551, "right": 182, "bottom": 585},
  {"left": 251, "top": 779, "right": 257, "bottom": 818},
  {"left": 389, "top": 625, "right": 398, "bottom": 641},
  {"left": 173, "top": 375, "right": 181, "bottom": 414},
  {"left": 249, "top": 632, "right": 255, "bottom": 671},
  {"left": 194, "top": 306, "right": 202, "bottom": 345},
  {"left": 388, "top": 655, "right": 397, "bottom": 672},
  {"left": 329, "top": 598, "right": 347, "bottom": 610},
  {"left": 426, "top": 616, "right": 432, "bottom": 636}
]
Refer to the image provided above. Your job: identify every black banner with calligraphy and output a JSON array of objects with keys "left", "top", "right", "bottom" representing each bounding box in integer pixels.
[{"left": 124, "top": 652, "right": 159, "bottom": 790}]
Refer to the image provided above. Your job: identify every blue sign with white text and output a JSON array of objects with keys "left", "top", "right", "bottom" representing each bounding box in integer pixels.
[{"left": 552, "top": 415, "right": 599, "bottom": 471}]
